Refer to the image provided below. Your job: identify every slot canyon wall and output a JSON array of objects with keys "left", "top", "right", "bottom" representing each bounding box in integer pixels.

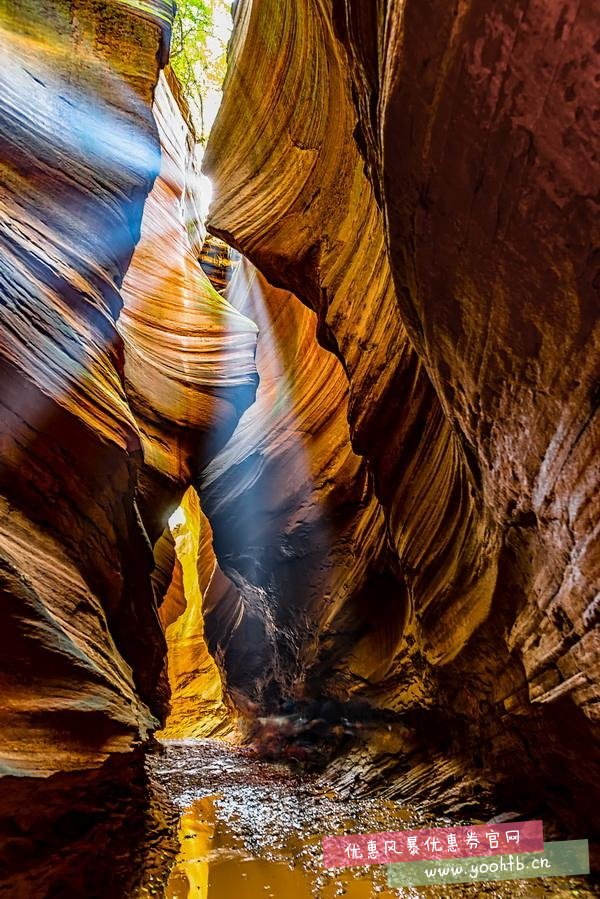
[
  {"left": 0, "top": 6, "right": 170, "bottom": 890},
  {"left": 202, "top": 0, "right": 600, "bottom": 833},
  {"left": 0, "top": 0, "right": 598, "bottom": 891},
  {"left": 157, "top": 486, "right": 233, "bottom": 740},
  {"left": 199, "top": 259, "right": 394, "bottom": 707},
  {"left": 0, "top": 0, "right": 258, "bottom": 891}
]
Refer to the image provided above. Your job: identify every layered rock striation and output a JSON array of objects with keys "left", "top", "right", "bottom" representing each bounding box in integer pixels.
[
  {"left": 0, "top": 0, "right": 256, "bottom": 890},
  {"left": 0, "top": 0, "right": 168, "bottom": 785},
  {"left": 0, "top": 0, "right": 598, "bottom": 882},
  {"left": 199, "top": 259, "right": 393, "bottom": 706},
  {"left": 119, "top": 70, "right": 258, "bottom": 545},
  {"left": 0, "top": 1, "right": 170, "bottom": 888},
  {"left": 333, "top": 0, "right": 600, "bottom": 719},
  {"left": 118, "top": 67, "right": 258, "bottom": 741},
  {"left": 157, "top": 487, "right": 233, "bottom": 740},
  {"left": 203, "top": 0, "right": 600, "bottom": 830}
]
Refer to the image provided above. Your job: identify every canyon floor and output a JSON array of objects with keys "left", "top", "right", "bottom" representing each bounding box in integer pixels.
[{"left": 135, "top": 740, "right": 599, "bottom": 898}]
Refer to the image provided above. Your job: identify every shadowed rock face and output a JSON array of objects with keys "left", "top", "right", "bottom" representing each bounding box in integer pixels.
[
  {"left": 0, "top": 0, "right": 256, "bottom": 888},
  {"left": 332, "top": 0, "right": 600, "bottom": 718},
  {"left": 0, "top": 0, "right": 167, "bottom": 776},
  {"left": 0, "top": 0, "right": 598, "bottom": 886},
  {"left": 199, "top": 259, "right": 396, "bottom": 706},
  {"left": 203, "top": 0, "right": 600, "bottom": 830},
  {"left": 0, "top": 0, "right": 169, "bottom": 886}
]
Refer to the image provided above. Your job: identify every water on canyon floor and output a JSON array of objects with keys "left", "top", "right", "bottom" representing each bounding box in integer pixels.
[{"left": 135, "top": 739, "right": 596, "bottom": 899}]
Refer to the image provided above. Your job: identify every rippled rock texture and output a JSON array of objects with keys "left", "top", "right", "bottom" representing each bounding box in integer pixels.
[
  {"left": 199, "top": 259, "right": 395, "bottom": 708},
  {"left": 203, "top": 0, "right": 600, "bottom": 831},
  {"left": 0, "top": 0, "right": 166, "bottom": 780},
  {"left": 120, "top": 70, "right": 258, "bottom": 545},
  {"left": 0, "top": 0, "right": 255, "bottom": 890},
  {"left": 1, "top": 0, "right": 599, "bottom": 890},
  {"left": 0, "top": 0, "right": 167, "bottom": 887}
]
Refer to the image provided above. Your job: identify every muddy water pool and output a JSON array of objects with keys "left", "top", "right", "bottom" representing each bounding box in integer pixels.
[{"left": 135, "top": 739, "right": 597, "bottom": 899}]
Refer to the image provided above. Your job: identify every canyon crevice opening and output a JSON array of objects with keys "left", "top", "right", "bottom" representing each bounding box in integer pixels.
[{"left": 0, "top": 0, "right": 599, "bottom": 896}]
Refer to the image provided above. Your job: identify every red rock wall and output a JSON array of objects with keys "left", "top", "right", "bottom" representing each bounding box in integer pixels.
[
  {"left": 333, "top": 0, "right": 600, "bottom": 719},
  {"left": 203, "top": 0, "right": 600, "bottom": 830}
]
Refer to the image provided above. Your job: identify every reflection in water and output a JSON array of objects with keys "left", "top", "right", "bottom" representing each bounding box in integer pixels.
[
  {"left": 141, "top": 740, "right": 596, "bottom": 899},
  {"left": 165, "top": 797, "right": 216, "bottom": 899},
  {"left": 164, "top": 792, "right": 398, "bottom": 899},
  {"left": 146, "top": 740, "right": 409, "bottom": 899}
]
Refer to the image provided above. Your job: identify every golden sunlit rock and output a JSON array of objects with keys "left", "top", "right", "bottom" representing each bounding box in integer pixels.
[
  {"left": 158, "top": 487, "right": 233, "bottom": 739},
  {"left": 203, "top": 0, "right": 498, "bottom": 681},
  {"left": 0, "top": 0, "right": 251, "bottom": 890},
  {"left": 120, "top": 69, "right": 258, "bottom": 543}
]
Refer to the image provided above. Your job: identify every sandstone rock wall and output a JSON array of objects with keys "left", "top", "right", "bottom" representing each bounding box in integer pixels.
[
  {"left": 120, "top": 70, "right": 258, "bottom": 545},
  {"left": 0, "top": 0, "right": 168, "bottom": 785},
  {"left": 0, "top": 0, "right": 257, "bottom": 888},
  {"left": 204, "top": 0, "right": 499, "bottom": 688},
  {"left": 157, "top": 487, "right": 233, "bottom": 739},
  {"left": 203, "top": 0, "right": 600, "bottom": 830},
  {"left": 199, "top": 258, "right": 394, "bottom": 705},
  {"left": 118, "top": 68, "right": 258, "bottom": 741},
  {"left": 333, "top": 0, "right": 600, "bottom": 720},
  {"left": 0, "top": 0, "right": 170, "bottom": 888}
]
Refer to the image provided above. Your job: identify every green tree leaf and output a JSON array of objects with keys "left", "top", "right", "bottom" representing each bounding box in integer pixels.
[{"left": 170, "top": 0, "right": 230, "bottom": 142}]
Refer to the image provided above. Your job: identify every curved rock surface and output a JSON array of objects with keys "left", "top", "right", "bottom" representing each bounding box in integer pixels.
[
  {"left": 157, "top": 487, "right": 233, "bottom": 739},
  {"left": 204, "top": 0, "right": 498, "bottom": 681},
  {"left": 0, "top": 0, "right": 256, "bottom": 890},
  {"left": 0, "top": 0, "right": 166, "bottom": 778},
  {"left": 0, "top": 0, "right": 169, "bottom": 889},
  {"left": 199, "top": 259, "right": 393, "bottom": 704},
  {"left": 204, "top": 0, "right": 600, "bottom": 830},
  {"left": 0, "top": 0, "right": 598, "bottom": 885},
  {"left": 120, "top": 70, "right": 258, "bottom": 543},
  {"left": 334, "top": 0, "right": 600, "bottom": 715}
]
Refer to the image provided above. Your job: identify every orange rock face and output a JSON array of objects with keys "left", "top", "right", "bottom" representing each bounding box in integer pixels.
[
  {"left": 199, "top": 258, "right": 392, "bottom": 702},
  {"left": 0, "top": 0, "right": 169, "bottom": 888},
  {"left": 0, "top": 1, "right": 256, "bottom": 890},
  {"left": 120, "top": 71, "right": 258, "bottom": 541},
  {"left": 204, "top": 0, "right": 497, "bottom": 685},
  {"left": 203, "top": 0, "right": 600, "bottom": 829},
  {"left": 118, "top": 68, "right": 259, "bottom": 741},
  {"left": 0, "top": 0, "right": 166, "bottom": 775},
  {"left": 1, "top": 0, "right": 598, "bottom": 882},
  {"left": 157, "top": 488, "right": 233, "bottom": 740}
]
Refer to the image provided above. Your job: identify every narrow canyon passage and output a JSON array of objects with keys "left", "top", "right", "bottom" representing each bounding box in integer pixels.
[{"left": 0, "top": 0, "right": 599, "bottom": 897}]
